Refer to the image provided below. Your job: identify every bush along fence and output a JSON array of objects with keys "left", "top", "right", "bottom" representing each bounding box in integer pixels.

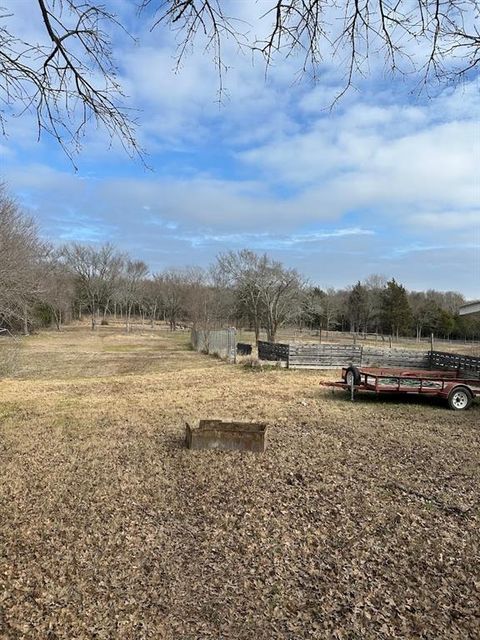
[
  {"left": 258, "top": 340, "right": 480, "bottom": 376},
  {"left": 191, "top": 328, "right": 237, "bottom": 363}
]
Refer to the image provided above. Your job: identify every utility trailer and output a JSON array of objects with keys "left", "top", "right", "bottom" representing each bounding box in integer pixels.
[{"left": 321, "top": 366, "right": 480, "bottom": 410}]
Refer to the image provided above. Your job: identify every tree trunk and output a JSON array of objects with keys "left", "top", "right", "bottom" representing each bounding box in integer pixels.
[
  {"left": 266, "top": 326, "right": 276, "bottom": 343},
  {"left": 254, "top": 321, "right": 260, "bottom": 345},
  {"left": 126, "top": 304, "right": 132, "bottom": 333},
  {"left": 150, "top": 303, "right": 157, "bottom": 328},
  {"left": 90, "top": 298, "right": 96, "bottom": 330},
  {"left": 23, "top": 305, "right": 29, "bottom": 336}
]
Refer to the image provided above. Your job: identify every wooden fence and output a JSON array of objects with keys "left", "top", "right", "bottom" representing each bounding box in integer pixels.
[
  {"left": 361, "top": 348, "right": 430, "bottom": 369},
  {"left": 194, "top": 334, "right": 480, "bottom": 375},
  {"left": 258, "top": 341, "right": 450, "bottom": 371},
  {"left": 288, "top": 344, "right": 362, "bottom": 369}
]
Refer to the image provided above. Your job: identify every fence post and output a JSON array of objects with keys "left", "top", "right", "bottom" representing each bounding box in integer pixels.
[
  {"left": 228, "top": 328, "right": 236, "bottom": 363},
  {"left": 287, "top": 344, "right": 290, "bottom": 369},
  {"left": 430, "top": 332, "right": 434, "bottom": 352}
]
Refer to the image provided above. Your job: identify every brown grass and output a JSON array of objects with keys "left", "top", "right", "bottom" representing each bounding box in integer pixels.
[{"left": 0, "top": 326, "right": 479, "bottom": 639}]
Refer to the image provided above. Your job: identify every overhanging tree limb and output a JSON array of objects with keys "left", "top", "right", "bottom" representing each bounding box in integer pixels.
[
  {"left": 0, "top": 0, "right": 144, "bottom": 167},
  {"left": 0, "top": 1, "right": 478, "bottom": 161}
]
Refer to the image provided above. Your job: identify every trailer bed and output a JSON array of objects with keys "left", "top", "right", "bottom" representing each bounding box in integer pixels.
[{"left": 321, "top": 366, "right": 480, "bottom": 410}]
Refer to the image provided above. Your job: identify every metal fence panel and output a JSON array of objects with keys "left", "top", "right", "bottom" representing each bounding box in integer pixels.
[
  {"left": 257, "top": 341, "right": 289, "bottom": 362},
  {"left": 429, "top": 351, "right": 480, "bottom": 378},
  {"left": 191, "top": 328, "right": 236, "bottom": 362}
]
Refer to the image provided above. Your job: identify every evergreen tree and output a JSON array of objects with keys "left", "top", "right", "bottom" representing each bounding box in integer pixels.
[
  {"left": 381, "top": 279, "right": 412, "bottom": 338},
  {"left": 347, "top": 281, "right": 368, "bottom": 333}
]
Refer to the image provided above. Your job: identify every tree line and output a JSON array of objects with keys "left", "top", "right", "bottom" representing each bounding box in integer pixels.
[{"left": 1, "top": 187, "right": 479, "bottom": 343}]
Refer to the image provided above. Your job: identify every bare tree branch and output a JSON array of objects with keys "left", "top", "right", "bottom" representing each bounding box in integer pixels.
[
  {"left": 1, "top": 1, "right": 478, "bottom": 160},
  {"left": 0, "top": 1, "right": 144, "bottom": 167},
  {"left": 142, "top": 1, "right": 480, "bottom": 96}
]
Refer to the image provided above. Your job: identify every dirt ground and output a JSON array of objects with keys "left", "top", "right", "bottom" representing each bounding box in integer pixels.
[{"left": 0, "top": 326, "right": 479, "bottom": 639}]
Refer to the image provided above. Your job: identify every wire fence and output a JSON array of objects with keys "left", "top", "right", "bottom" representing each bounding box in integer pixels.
[
  {"left": 191, "top": 328, "right": 237, "bottom": 362},
  {"left": 0, "top": 328, "right": 20, "bottom": 376}
]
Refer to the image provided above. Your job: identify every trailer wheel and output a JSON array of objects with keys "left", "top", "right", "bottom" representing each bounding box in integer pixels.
[
  {"left": 344, "top": 366, "right": 361, "bottom": 387},
  {"left": 447, "top": 386, "right": 473, "bottom": 411}
]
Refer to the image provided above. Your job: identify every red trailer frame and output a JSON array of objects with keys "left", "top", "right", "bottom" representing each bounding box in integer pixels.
[{"left": 321, "top": 366, "right": 480, "bottom": 410}]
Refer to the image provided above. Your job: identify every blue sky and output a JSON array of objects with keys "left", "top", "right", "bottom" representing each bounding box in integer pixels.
[{"left": 1, "top": 1, "right": 479, "bottom": 297}]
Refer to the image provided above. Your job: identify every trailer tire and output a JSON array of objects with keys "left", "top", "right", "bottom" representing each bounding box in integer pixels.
[
  {"left": 447, "top": 386, "right": 473, "bottom": 411},
  {"left": 344, "top": 366, "right": 361, "bottom": 387}
]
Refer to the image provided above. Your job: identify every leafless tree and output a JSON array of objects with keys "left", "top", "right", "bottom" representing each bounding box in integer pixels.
[
  {"left": 156, "top": 269, "right": 189, "bottom": 330},
  {"left": 60, "top": 242, "right": 124, "bottom": 330},
  {"left": 259, "top": 258, "right": 305, "bottom": 342},
  {"left": 119, "top": 259, "right": 149, "bottom": 332},
  {"left": 142, "top": 1, "right": 480, "bottom": 92},
  {"left": 180, "top": 266, "right": 224, "bottom": 330},
  {"left": 40, "top": 252, "right": 76, "bottom": 330},
  {"left": 425, "top": 289, "right": 466, "bottom": 315},
  {"left": 0, "top": 186, "right": 47, "bottom": 333},
  {"left": 304, "top": 287, "right": 342, "bottom": 337},
  {"left": 0, "top": 0, "right": 142, "bottom": 165},
  {"left": 1, "top": 1, "right": 478, "bottom": 159},
  {"left": 321, "top": 288, "right": 343, "bottom": 336},
  {"left": 363, "top": 274, "right": 387, "bottom": 335},
  {"left": 140, "top": 278, "right": 163, "bottom": 327},
  {"left": 217, "top": 250, "right": 266, "bottom": 344},
  {"left": 219, "top": 249, "right": 305, "bottom": 342}
]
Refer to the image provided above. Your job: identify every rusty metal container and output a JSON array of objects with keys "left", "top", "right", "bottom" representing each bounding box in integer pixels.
[{"left": 185, "top": 419, "right": 267, "bottom": 453}]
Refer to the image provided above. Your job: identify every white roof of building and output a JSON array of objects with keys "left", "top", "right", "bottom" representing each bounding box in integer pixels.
[{"left": 459, "top": 300, "right": 480, "bottom": 316}]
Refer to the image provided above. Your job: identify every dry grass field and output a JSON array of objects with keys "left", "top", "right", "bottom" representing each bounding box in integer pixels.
[{"left": 0, "top": 326, "right": 479, "bottom": 639}]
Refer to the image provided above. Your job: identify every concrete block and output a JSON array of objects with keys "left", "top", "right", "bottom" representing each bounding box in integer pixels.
[{"left": 185, "top": 419, "right": 267, "bottom": 453}]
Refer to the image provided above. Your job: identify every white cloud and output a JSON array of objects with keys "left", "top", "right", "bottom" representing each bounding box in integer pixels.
[
  {"left": 1, "top": 7, "right": 479, "bottom": 296},
  {"left": 180, "top": 226, "right": 375, "bottom": 249},
  {"left": 408, "top": 211, "right": 480, "bottom": 230}
]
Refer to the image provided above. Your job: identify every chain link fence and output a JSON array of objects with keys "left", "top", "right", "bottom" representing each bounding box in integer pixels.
[
  {"left": 191, "top": 328, "right": 237, "bottom": 363},
  {"left": 0, "top": 329, "right": 20, "bottom": 376}
]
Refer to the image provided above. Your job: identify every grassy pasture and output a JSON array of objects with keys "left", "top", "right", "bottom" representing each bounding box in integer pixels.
[{"left": 0, "top": 326, "right": 478, "bottom": 639}]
